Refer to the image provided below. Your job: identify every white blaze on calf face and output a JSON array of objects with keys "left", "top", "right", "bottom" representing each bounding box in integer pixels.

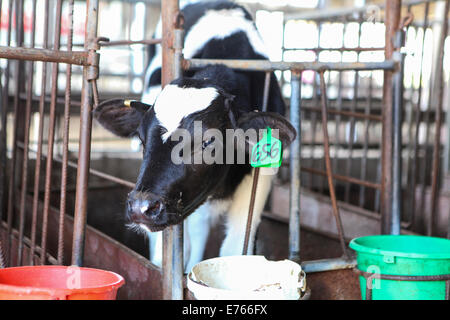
[{"left": 153, "top": 84, "right": 219, "bottom": 142}]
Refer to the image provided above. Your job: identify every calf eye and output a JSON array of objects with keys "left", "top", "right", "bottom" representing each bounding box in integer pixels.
[{"left": 202, "top": 137, "right": 215, "bottom": 150}]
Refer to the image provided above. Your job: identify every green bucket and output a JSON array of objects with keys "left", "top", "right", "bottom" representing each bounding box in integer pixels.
[{"left": 349, "top": 235, "right": 450, "bottom": 300}]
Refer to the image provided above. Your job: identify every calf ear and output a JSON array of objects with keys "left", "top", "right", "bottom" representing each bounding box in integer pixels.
[
  {"left": 93, "top": 99, "right": 152, "bottom": 137},
  {"left": 237, "top": 111, "right": 297, "bottom": 147}
]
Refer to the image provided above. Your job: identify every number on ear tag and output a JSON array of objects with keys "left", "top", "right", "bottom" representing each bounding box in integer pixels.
[{"left": 250, "top": 127, "right": 283, "bottom": 168}]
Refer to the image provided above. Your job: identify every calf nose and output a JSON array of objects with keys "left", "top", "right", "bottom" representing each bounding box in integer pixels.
[{"left": 127, "top": 194, "right": 163, "bottom": 219}]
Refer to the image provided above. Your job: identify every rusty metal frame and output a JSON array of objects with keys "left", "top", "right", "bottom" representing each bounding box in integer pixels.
[{"left": 0, "top": 0, "right": 100, "bottom": 268}]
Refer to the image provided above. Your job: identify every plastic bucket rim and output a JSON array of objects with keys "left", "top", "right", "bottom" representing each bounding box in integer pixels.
[
  {"left": 187, "top": 255, "right": 304, "bottom": 298},
  {"left": 0, "top": 265, "right": 125, "bottom": 296},
  {"left": 349, "top": 235, "right": 450, "bottom": 260}
]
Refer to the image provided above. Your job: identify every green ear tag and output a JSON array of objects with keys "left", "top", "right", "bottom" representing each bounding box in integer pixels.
[{"left": 250, "top": 127, "right": 283, "bottom": 168}]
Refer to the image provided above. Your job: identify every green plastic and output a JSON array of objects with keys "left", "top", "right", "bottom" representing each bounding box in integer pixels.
[
  {"left": 250, "top": 127, "right": 282, "bottom": 168},
  {"left": 349, "top": 235, "right": 450, "bottom": 300}
]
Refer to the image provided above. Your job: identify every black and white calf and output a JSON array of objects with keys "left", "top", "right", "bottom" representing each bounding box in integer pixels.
[{"left": 94, "top": 1, "right": 296, "bottom": 271}]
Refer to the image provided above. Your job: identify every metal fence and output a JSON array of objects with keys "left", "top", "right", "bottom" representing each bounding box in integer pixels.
[{"left": 283, "top": 0, "right": 450, "bottom": 238}]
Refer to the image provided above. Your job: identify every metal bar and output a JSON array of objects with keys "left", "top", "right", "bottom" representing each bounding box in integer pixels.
[
  {"left": 332, "top": 21, "right": 348, "bottom": 183},
  {"left": 301, "top": 257, "right": 356, "bottom": 273},
  {"left": 0, "top": 240, "right": 5, "bottom": 268},
  {"left": 289, "top": 71, "right": 302, "bottom": 262},
  {"left": 390, "top": 30, "right": 406, "bottom": 236},
  {"left": 261, "top": 71, "right": 271, "bottom": 112},
  {"left": 30, "top": 0, "right": 50, "bottom": 266},
  {"left": 404, "top": 4, "right": 415, "bottom": 224},
  {"left": 319, "top": 71, "right": 349, "bottom": 259},
  {"left": 302, "top": 105, "right": 382, "bottom": 121},
  {"left": 282, "top": 46, "right": 385, "bottom": 52},
  {"left": 283, "top": 0, "right": 435, "bottom": 22},
  {"left": 0, "top": 0, "right": 6, "bottom": 250},
  {"left": 0, "top": 46, "right": 88, "bottom": 65},
  {"left": 17, "top": 0, "right": 37, "bottom": 266},
  {"left": 5, "top": 0, "right": 19, "bottom": 266},
  {"left": 344, "top": 12, "right": 363, "bottom": 204},
  {"left": 71, "top": 0, "right": 99, "bottom": 267},
  {"left": 58, "top": 0, "right": 75, "bottom": 265},
  {"left": 359, "top": 73, "right": 374, "bottom": 207},
  {"left": 381, "top": 0, "right": 402, "bottom": 235},
  {"left": 98, "top": 38, "right": 162, "bottom": 47},
  {"left": 41, "top": 0, "right": 63, "bottom": 265},
  {"left": 184, "top": 59, "right": 397, "bottom": 72},
  {"left": 161, "top": 0, "right": 184, "bottom": 300},
  {"left": 429, "top": 0, "right": 449, "bottom": 236},
  {"left": 243, "top": 168, "right": 260, "bottom": 255},
  {"left": 301, "top": 166, "right": 381, "bottom": 190},
  {"left": 309, "top": 22, "right": 322, "bottom": 191}
]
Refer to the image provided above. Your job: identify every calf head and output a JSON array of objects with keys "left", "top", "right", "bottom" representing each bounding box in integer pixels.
[{"left": 94, "top": 78, "right": 296, "bottom": 232}]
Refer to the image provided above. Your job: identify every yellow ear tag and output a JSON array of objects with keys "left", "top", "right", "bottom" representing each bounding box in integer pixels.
[{"left": 124, "top": 100, "right": 132, "bottom": 108}]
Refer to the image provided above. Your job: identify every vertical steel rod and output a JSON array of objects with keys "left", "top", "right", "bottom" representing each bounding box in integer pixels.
[
  {"left": 6, "top": 0, "right": 23, "bottom": 266},
  {"left": 71, "top": 0, "right": 99, "bottom": 266},
  {"left": 161, "top": 0, "right": 184, "bottom": 300},
  {"left": 407, "top": 2, "right": 430, "bottom": 229},
  {"left": 391, "top": 30, "right": 406, "bottom": 236},
  {"left": 381, "top": 0, "right": 402, "bottom": 234},
  {"left": 429, "top": 0, "right": 449, "bottom": 236},
  {"left": 359, "top": 73, "right": 373, "bottom": 208},
  {"left": 344, "top": 12, "right": 363, "bottom": 204},
  {"left": 30, "top": 0, "right": 50, "bottom": 265},
  {"left": 262, "top": 71, "right": 271, "bottom": 112},
  {"left": 319, "top": 71, "right": 349, "bottom": 258},
  {"left": 41, "top": 0, "right": 63, "bottom": 265},
  {"left": 289, "top": 70, "right": 302, "bottom": 262},
  {"left": 309, "top": 22, "right": 322, "bottom": 191},
  {"left": 243, "top": 167, "right": 260, "bottom": 255},
  {"left": 58, "top": 0, "right": 75, "bottom": 265},
  {"left": 17, "top": 0, "right": 37, "bottom": 266}
]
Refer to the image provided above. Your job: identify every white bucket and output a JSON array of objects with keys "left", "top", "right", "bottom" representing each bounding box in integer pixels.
[{"left": 187, "top": 255, "right": 307, "bottom": 300}]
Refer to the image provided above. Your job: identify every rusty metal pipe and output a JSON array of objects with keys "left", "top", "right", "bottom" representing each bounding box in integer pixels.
[
  {"left": 243, "top": 168, "right": 260, "bottom": 255},
  {"left": 41, "top": 0, "right": 63, "bottom": 265},
  {"left": 301, "top": 166, "right": 381, "bottom": 190},
  {"left": 319, "top": 71, "right": 350, "bottom": 259},
  {"left": 184, "top": 59, "right": 397, "bottom": 72},
  {"left": 161, "top": 0, "right": 184, "bottom": 301},
  {"left": 5, "top": 0, "right": 23, "bottom": 266},
  {"left": 0, "top": 46, "right": 88, "bottom": 65},
  {"left": 71, "top": 0, "right": 99, "bottom": 267},
  {"left": 30, "top": 0, "right": 50, "bottom": 265},
  {"left": 302, "top": 105, "right": 382, "bottom": 122},
  {"left": 17, "top": 0, "right": 37, "bottom": 266},
  {"left": 58, "top": 0, "right": 75, "bottom": 265}
]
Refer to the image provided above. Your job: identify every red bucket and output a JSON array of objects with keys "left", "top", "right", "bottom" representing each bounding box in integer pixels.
[{"left": 0, "top": 266, "right": 125, "bottom": 300}]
